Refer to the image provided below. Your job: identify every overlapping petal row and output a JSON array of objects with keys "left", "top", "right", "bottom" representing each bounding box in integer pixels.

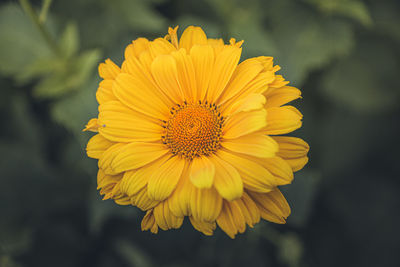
[{"left": 84, "top": 26, "right": 309, "bottom": 238}]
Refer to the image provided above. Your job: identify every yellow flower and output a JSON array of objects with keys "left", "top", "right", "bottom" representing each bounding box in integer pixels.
[{"left": 84, "top": 26, "right": 309, "bottom": 238}]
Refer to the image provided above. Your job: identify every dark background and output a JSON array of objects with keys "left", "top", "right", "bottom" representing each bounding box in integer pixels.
[{"left": 1, "top": 0, "right": 399, "bottom": 266}]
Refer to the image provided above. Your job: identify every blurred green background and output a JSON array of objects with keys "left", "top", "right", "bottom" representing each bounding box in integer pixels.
[{"left": 1, "top": 0, "right": 399, "bottom": 266}]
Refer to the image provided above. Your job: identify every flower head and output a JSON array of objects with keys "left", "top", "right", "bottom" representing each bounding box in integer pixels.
[{"left": 84, "top": 26, "right": 309, "bottom": 238}]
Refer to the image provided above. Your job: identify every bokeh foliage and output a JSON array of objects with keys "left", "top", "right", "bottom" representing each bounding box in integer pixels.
[{"left": 0, "top": 0, "right": 399, "bottom": 266}]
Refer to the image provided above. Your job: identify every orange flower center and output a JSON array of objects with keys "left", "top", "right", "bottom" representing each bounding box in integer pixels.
[{"left": 162, "top": 101, "right": 224, "bottom": 159}]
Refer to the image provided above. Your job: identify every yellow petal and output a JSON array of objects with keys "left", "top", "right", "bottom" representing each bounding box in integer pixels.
[
  {"left": 171, "top": 48, "right": 197, "bottom": 102},
  {"left": 119, "top": 155, "right": 168, "bottom": 197},
  {"left": 264, "top": 156, "right": 294, "bottom": 185},
  {"left": 124, "top": 38, "right": 150, "bottom": 59},
  {"left": 221, "top": 134, "right": 278, "bottom": 158},
  {"left": 256, "top": 56, "right": 274, "bottom": 70},
  {"left": 167, "top": 26, "right": 179, "bottom": 48},
  {"left": 190, "top": 45, "right": 215, "bottom": 101},
  {"left": 229, "top": 38, "right": 244, "bottom": 47},
  {"left": 189, "top": 156, "right": 215, "bottom": 188},
  {"left": 207, "top": 38, "right": 226, "bottom": 54},
  {"left": 228, "top": 201, "right": 246, "bottom": 233},
  {"left": 285, "top": 157, "right": 309, "bottom": 172},
  {"left": 230, "top": 198, "right": 252, "bottom": 229},
  {"left": 249, "top": 189, "right": 291, "bottom": 224},
  {"left": 264, "top": 106, "right": 303, "bottom": 135},
  {"left": 97, "top": 169, "right": 122, "bottom": 191},
  {"left": 216, "top": 201, "right": 240, "bottom": 239},
  {"left": 113, "top": 73, "right": 170, "bottom": 120},
  {"left": 240, "top": 192, "right": 261, "bottom": 227},
  {"left": 96, "top": 80, "right": 117, "bottom": 104},
  {"left": 136, "top": 38, "right": 176, "bottom": 78},
  {"left": 151, "top": 55, "right": 184, "bottom": 104},
  {"left": 223, "top": 68, "right": 275, "bottom": 109},
  {"left": 148, "top": 38, "right": 177, "bottom": 58},
  {"left": 100, "top": 186, "right": 117, "bottom": 199},
  {"left": 264, "top": 86, "right": 302, "bottom": 108},
  {"left": 218, "top": 58, "right": 264, "bottom": 105},
  {"left": 217, "top": 199, "right": 249, "bottom": 236},
  {"left": 207, "top": 45, "right": 242, "bottom": 103},
  {"left": 97, "top": 169, "right": 108, "bottom": 187},
  {"left": 207, "top": 38, "right": 224, "bottom": 47},
  {"left": 154, "top": 201, "right": 184, "bottom": 230},
  {"left": 190, "top": 187, "right": 223, "bottom": 222},
  {"left": 242, "top": 70, "right": 275, "bottom": 95},
  {"left": 217, "top": 150, "right": 274, "bottom": 193},
  {"left": 114, "top": 195, "right": 131, "bottom": 205},
  {"left": 121, "top": 55, "right": 174, "bottom": 108},
  {"left": 120, "top": 169, "right": 149, "bottom": 196},
  {"left": 83, "top": 118, "right": 99, "bottom": 132},
  {"left": 98, "top": 143, "right": 125, "bottom": 175},
  {"left": 86, "top": 134, "right": 114, "bottom": 159},
  {"left": 248, "top": 155, "right": 294, "bottom": 186},
  {"left": 131, "top": 187, "right": 159, "bottom": 211},
  {"left": 141, "top": 209, "right": 159, "bottom": 234},
  {"left": 98, "top": 59, "right": 120, "bottom": 80},
  {"left": 179, "top": 26, "right": 208, "bottom": 51},
  {"left": 273, "top": 136, "right": 309, "bottom": 172},
  {"left": 269, "top": 75, "right": 289, "bottom": 88},
  {"left": 168, "top": 163, "right": 193, "bottom": 217},
  {"left": 273, "top": 136, "right": 309, "bottom": 157},
  {"left": 100, "top": 142, "right": 169, "bottom": 174},
  {"left": 212, "top": 154, "right": 243, "bottom": 201},
  {"left": 272, "top": 65, "right": 281, "bottom": 72},
  {"left": 110, "top": 180, "right": 124, "bottom": 197},
  {"left": 189, "top": 217, "right": 216, "bottom": 236},
  {"left": 263, "top": 157, "right": 293, "bottom": 185},
  {"left": 97, "top": 101, "right": 164, "bottom": 142},
  {"left": 223, "top": 93, "right": 266, "bottom": 116},
  {"left": 223, "top": 109, "right": 267, "bottom": 139},
  {"left": 138, "top": 49, "right": 154, "bottom": 75},
  {"left": 147, "top": 156, "right": 185, "bottom": 201}
]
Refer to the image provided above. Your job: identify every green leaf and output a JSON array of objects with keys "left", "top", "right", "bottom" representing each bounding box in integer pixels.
[
  {"left": 105, "top": 0, "right": 166, "bottom": 32},
  {"left": 268, "top": 2, "right": 355, "bottom": 84},
  {"left": 15, "top": 56, "right": 62, "bottom": 84},
  {"left": 201, "top": 0, "right": 277, "bottom": 57},
  {"left": 204, "top": 0, "right": 356, "bottom": 84},
  {"left": 59, "top": 22, "right": 79, "bottom": 58},
  {"left": 33, "top": 49, "right": 101, "bottom": 98},
  {"left": 227, "top": 6, "right": 277, "bottom": 58},
  {"left": 0, "top": 3, "right": 52, "bottom": 77},
  {"left": 306, "top": 0, "right": 373, "bottom": 27}
]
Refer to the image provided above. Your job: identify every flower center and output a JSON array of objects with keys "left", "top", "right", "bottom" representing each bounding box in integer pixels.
[{"left": 162, "top": 101, "right": 224, "bottom": 159}]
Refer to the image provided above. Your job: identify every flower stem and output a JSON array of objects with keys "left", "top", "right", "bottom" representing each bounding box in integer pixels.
[
  {"left": 18, "top": 0, "right": 60, "bottom": 56},
  {"left": 39, "top": 0, "right": 53, "bottom": 24}
]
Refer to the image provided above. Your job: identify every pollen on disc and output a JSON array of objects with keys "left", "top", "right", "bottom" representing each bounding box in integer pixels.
[{"left": 162, "top": 102, "right": 224, "bottom": 159}]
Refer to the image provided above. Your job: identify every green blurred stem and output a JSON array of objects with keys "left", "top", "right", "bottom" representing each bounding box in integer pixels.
[
  {"left": 39, "top": 0, "right": 53, "bottom": 24},
  {"left": 18, "top": 0, "right": 60, "bottom": 56}
]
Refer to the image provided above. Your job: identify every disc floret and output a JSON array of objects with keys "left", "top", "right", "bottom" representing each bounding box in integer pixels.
[{"left": 162, "top": 101, "right": 224, "bottom": 159}]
